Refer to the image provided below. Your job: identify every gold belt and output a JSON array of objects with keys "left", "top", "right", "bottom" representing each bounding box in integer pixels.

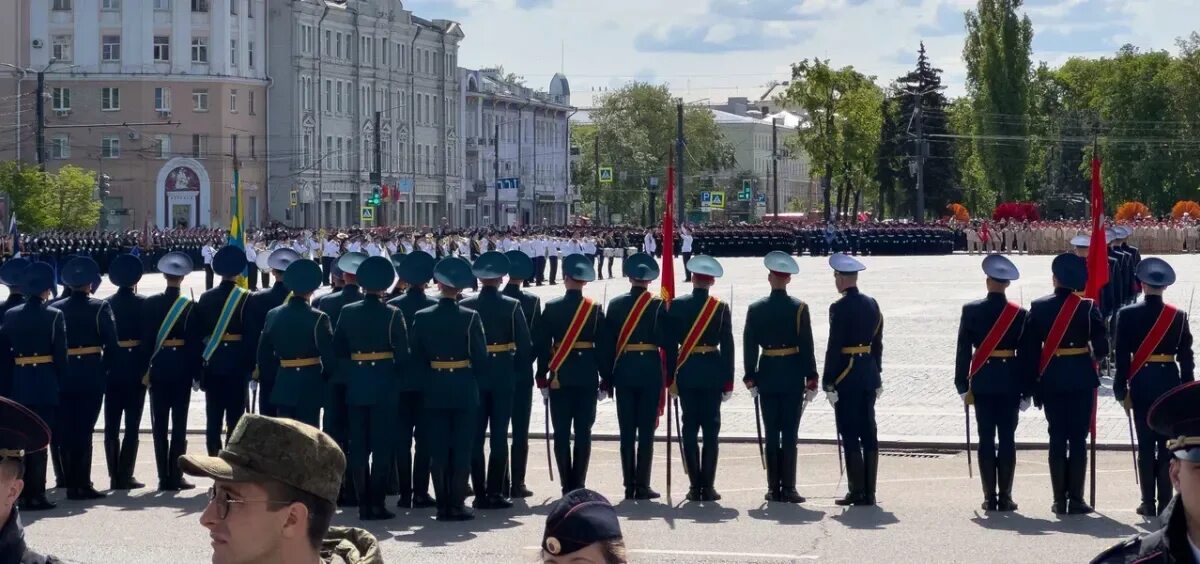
[
  {"left": 554, "top": 341, "right": 594, "bottom": 351},
  {"left": 1146, "top": 354, "right": 1175, "bottom": 363},
  {"left": 1054, "top": 347, "right": 1089, "bottom": 357},
  {"left": 280, "top": 357, "right": 321, "bottom": 368},
  {"left": 988, "top": 349, "right": 1016, "bottom": 358},
  {"left": 14, "top": 355, "right": 53, "bottom": 366},
  {"left": 692, "top": 345, "right": 719, "bottom": 354},
  {"left": 623, "top": 343, "right": 658, "bottom": 353},
  {"left": 220, "top": 334, "right": 243, "bottom": 342},
  {"left": 350, "top": 352, "right": 393, "bottom": 362},
  {"left": 117, "top": 340, "right": 141, "bottom": 348},
  {"left": 430, "top": 360, "right": 470, "bottom": 370},
  {"left": 486, "top": 342, "right": 516, "bottom": 353},
  {"left": 762, "top": 347, "right": 799, "bottom": 357},
  {"left": 67, "top": 346, "right": 103, "bottom": 356},
  {"left": 161, "top": 339, "right": 185, "bottom": 348},
  {"left": 841, "top": 345, "right": 871, "bottom": 355}
]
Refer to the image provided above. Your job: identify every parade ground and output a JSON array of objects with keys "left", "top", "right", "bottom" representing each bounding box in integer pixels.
[
  {"left": 20, "top": 252, "right": 1194, "bottom": 448},
  {"left": 25, "top": 439, "right": 1155, "bottom": 563}
]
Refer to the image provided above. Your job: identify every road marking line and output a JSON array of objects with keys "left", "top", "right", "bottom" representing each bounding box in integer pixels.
[{"left": 523, "top": 546, "right": 817, "bottom": 560}]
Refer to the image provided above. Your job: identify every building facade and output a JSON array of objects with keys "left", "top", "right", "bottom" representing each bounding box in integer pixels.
[
  {"left": 266, "top": 0, "right": 463, "bottom": 229},
  {"left": 712, "top": 109, "right": 815, "bottom": 217},
  {"left": 0, "top": 0, "right": 269, "bottom": 231},
  {"left": 459, "top": 68, "right": 574, "bottom": 227}
]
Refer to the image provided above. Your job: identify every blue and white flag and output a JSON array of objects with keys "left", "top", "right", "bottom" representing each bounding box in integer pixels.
[{"left": 8, "top": 212, "right": 19, "bottom": 258}]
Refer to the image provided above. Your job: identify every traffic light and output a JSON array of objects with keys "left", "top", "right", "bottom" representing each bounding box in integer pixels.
[
  {"left": 98, "top": 173, "right": 112, "bottom": 198},
  {"left": 368, "top": 186, "right": 381, "bottom": 206}
]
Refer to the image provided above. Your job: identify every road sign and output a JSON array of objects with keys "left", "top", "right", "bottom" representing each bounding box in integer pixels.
[
  {"left": 756, "top": 192, "right": 767, "bottom": 204},
  {"left": 496, "top": 178, "right": 520, "bottom": 191},
  {"left": 710, "top": 192, "right": 725, "bottom": 209},
  {"left": 289, "top": 191, "right": 298, "bottom": 207},
  {"left": 649, "top": 177, "right": 658, "bottom": 188},
  {"left": 598, "top": 167, "right": 613, "bottom": 184},
  {"left": 397, "top": 178, "right": 413, "bottom": 193},
  {"left": 700, "top": 191, "right": 712, "bottom": 210},
  {"left": 360, "top": 206, "right": 375, "bottom": 222}
]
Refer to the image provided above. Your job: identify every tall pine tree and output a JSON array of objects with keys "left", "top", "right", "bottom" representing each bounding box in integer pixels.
[{"left": 891, "top": 43, "right": 959, "bottom": 220}]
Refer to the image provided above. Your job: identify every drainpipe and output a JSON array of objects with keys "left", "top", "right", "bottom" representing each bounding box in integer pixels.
[
  {"left": 316, "top": 4, "right": 329, "bottom": 227},
  {"left": 409, "top": 27, "right": 422, "bottom": 226}
]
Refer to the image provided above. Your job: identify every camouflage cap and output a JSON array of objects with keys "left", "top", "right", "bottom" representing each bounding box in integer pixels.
[{"left": 179, "top": 414, "right": 345, "bottom": 504}]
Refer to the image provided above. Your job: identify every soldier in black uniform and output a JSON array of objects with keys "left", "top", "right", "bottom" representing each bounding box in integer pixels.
[
  {"left": 604, "top": 253, "right": 673, "bottom": 500},
  {"left": 954, "top": 254, "right": 1029, "bottom": 511},
  {"left": 319, "top": 252, "right": 366, "bottom": 506},
  {"left": 103, "top": 254, "right": 149, "bottom": 490},
  {"left": 823, "top": 253, "right": 883, "bottom": 507},
  {"left": 0, "top": 258, "right": 29, "bottom": 400},
  {"left": 244, "top": 248, "right": 299, "bottom": 417},
  {"left": 52, "top": 257, "right": 118, "bottom": 500},
  {"left": 0, "top": 397, "right": 65, "bottom": 561},
  {"left": 502, "top": 250, "right": 542, "bottom": 498},
  {"left": 460, "top": 252, "right": 532, "bottom": 510},
  {"left": 1114, "top": 258, "right": 1195, "bottom": 517},
  {"left": 669, "top": 255, "right": 734, "bottom": 502},
  {"left": 743, "top": 251, "right": 818, "bottom": 504},
  {"left": 195, "top": 246, "right": 254, "bottom": 456},
  {"left": 141, "top": 251, "right": 202, "bottom": 492},
  {"left": 1019, "top": 253, "right": 1108, "bottom": 515},
  {"left": 1091, "top": 381, "right": 1200, "bottom": 563},
  {"left": 387, "top": 251, "right": 438, "bottom": 510}
]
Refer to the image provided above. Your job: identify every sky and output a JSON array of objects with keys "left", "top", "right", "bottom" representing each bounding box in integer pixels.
[{"left": 402, "top": 0, "right": 1199, "bottom": 107}]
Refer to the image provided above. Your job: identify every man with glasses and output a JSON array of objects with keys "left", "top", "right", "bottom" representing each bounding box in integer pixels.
[{"left": 180, "top": 414, "right": 380, "bottom": 564}]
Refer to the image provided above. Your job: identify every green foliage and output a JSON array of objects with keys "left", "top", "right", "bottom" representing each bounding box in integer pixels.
[{"left": 0, "top": 162, "right": 101, "bottom": 230}]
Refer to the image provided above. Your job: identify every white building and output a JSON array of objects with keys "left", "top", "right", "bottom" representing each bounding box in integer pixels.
[
  {"left": 265, "top": 0, "right": 463, "bottom": 228},
  {"left": 459, "top": 68, "right": 574, "bottom": 227}
]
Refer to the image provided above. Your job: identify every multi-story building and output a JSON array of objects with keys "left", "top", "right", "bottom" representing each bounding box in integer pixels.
[
  {"left": 0, "top": 0, "right": 269, "bottom": 231},
  {"left": 712, "top": 109, "right": 815, "bottom": 217},
  {"left": 459, "top": 68, "right": 574, "bottom": 227},
  {"left": 266, "top": 0, "right": 463, "bottom": 229}
]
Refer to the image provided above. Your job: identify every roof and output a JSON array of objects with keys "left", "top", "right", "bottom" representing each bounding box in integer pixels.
[{"left": 571, "top": 107, "right": 796, "bottom": 129}]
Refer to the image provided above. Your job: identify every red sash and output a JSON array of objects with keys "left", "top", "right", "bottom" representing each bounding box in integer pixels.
[
  {"left": 676, "top": 296, "right": 720, "bottom": 372},
  {"left": 548, "top": 298, "right": 594, "bottom": 375},
  {"left": 1129, "top": 304, "right": 1177, "bottom": 382},
  {"left": 969, "top": 301, "right": 1020, "bottom": 381},
  {"left": 615, "top": 291, "right": 654, "bottom": 356},
  {"left": 1038, "top": 293, "right": 1083, "bottom": 376}
]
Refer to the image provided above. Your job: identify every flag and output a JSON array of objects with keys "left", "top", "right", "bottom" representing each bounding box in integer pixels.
[
  {"left": 656, "top": 153, "right": 677, "bottom": 428},
  {"left": 229, "top": 163, "right": 247, "bottom": 288},
  {"left": 8, "top": 212, "right": 19, "bottom": 258},
  {"left": 1085, "top": 151, "right": 1107, "bottom": 439}
]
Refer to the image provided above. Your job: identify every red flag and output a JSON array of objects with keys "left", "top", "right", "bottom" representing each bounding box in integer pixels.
[
  {"left": 1085, "top": 155, "right": 1108, "bottom": 301},
  {"left": 656, "top": 154, "right": 677, "bottom": 427},
  {"left": 381, "top": 185, "right": 390, "bottom": 199}
]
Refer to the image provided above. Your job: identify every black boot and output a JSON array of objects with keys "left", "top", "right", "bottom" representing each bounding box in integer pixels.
[
  {"left": 1136, "top": 452, "right": 1156, "bottom": 516},
  {"left": 104, "top": 436, "right": 120, "bottom": 490},
  {"left": 447, "top": 470, "right": 475, "bottom": 522},
  {"left": 858, "top": 450, "right": 878, "bottom": 506},
  {"left": 355, "top": 470, "right": 378, "bottom": 520},
  {"left": 633, "top": 446, "right": 660, "bottom": 500},
  {"left": 684, "top": 446, "right": 702, "bottom": 502},
  {"left": 978, "top": 456, "right": 998, "bottom": 511},
  {"left": 1048, "top": 454, "right": 1067, "bottom": 514},
  {"left": 68, "top": 444, "right": 107, "bottom": 500},
  {"left": 51, "top": 443, "right": 66, "bottom": 489},
  {"left": 996, "top": 457, "right": 1018, "bottom": 512},
  {"left": 412, "top": 491, "right": 437, "bottom": 509},
  {"left": 701, "top": 444, "right": 720, "bottom": 502},
  {"left": 21, "top": 452, "right": 56, "bottom": 511},
  {"left": 620, "top": 446, "right": 636, "bottom": 500},
  {"left": 171, "top": 441, "right": 195, "bottom": 491},
  {"left": 763, "top": 447, "right": 781, "bottom": 502},
  {"left": 835, "top": 449, "right": 864, "bottom": 506},
  {"left": 432, "top": 472, "right": 451, "bottom": 521},
  {"left": 1066, "top": 455, "right": 1093, "bottom": 515},
  {"left": 779, "top": 448, "right": 806, "bottom": 504}
]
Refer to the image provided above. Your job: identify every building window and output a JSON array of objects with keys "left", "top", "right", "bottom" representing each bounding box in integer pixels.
[
  {"left": 229, "top": 0, "right": 236, "bottom": 14},
  {"left": 51, "top": 88, "right": 70, "bottom": 111},
  {"left": 192, "top": 134, "right": 207, "bottom": 158},
  {"left": 155, "top": 134, "right": 170, "bottom": 158},
  {"left": 231, "top": 134, "right": 238, "bottom": 157},
  {"left": 300, "top": 25, "right": 313, "bottom": 53},
  {"left": 101, "top": 87, "right": 120, "bottom": 111},
  {"left": 323, "top": 30, "right": 331, "bottom": 56},
  {"left": 335, "top": 81, "right": 343, "bottom": 114},
  {"left": 51, "top": 35, "right": 72, "bottom": 62},
  {"left": 50, "top": 136, "right": 70, "bottom": 159},
  {"left": 192, "top": 89, "right": 209, "bottom": 111},
  {"left": 102, "top": 0, "right": 120, "bottom": 10},
  {"left": 102, "top": 36, "right": 121, "bottom": 61},
  {"left": 154, "top": 0, "right": 169, "bottom": 10},
  {"left": 249, "top": 135, "right": 256, "bottom": 159},
  {"left": 229, "top": 89, "right": 238, "bottom": 113},
  {"left": 247, "top": 41, "right": 255, "bottom": 69},
  {"left": 101, "top": 136, "right": 120, "bottom": 158},
  {"left": 191, "top": 37, "right": 208, "bottom": 63},
  {"left": 230, "top": 40, "right": 238, "bottom": 66},
  {"left": 52, "top": 0, "right": 71, "bottom": 10},
  {"left": 381, "top": 39, "right": 389, "bottom": 66},
  {"left": 154, "top": 87, "right": 170, "bottom": 111},
  {"left": 336, "top": 138, "right": 343, "bottom": 170},
  {"left": 302, "top": 133, "right": 311, "bottom": 167},
  {"left": 247, "top": 0, "right": 253, "bottom": 17},
  {"left": 153, "top": 36, "right": 170, "bottom": 62},
  {"left": 335, "top": 33, "right": 342, "bottom": 59},
  {"left": 191, "top": 0, "right": 208, "bottom": 12},
  {"left": 249, "top": 91, "right": 256, "bottom": 115},
  {"left": 323, "top": 79, "right": 331, "bottom": 113}
]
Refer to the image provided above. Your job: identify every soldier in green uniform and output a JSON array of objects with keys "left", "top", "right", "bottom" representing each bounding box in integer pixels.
[
  {"left": 334, "top": 256, "right": 409, "bottom": 520},
  {"left": 387, "top": 251, "right": 438, "bottom": 510},
  {"left": 195, "top": 246, "right": 254, "bottom": 456},
  {"left": 502, "top": 250, "right": 542, "bottom": 499},
  {"left": 668, "top": 255, "right": 734, "bottom": 502},
  {"left": 244, "top": 248, "right": 300, "bottom": 417},
  {"left": 534, "top": 254, "right": 611, "bottom": 495},
  {"left": 409, "top": 257, "right": 487, "bottom": 521},
  {"left": 255, "top": 259, "right": 335, "bottom": 428},
  {"left": 460, "top": 252, "right": 532, "bottom": 509},
  {"left": 743, "top": 251, "right": 818, "bottom": 503},
  {"left": 318, "top": 252, "right": 366, "bottom": 507},
  {"left": 606, "top": 252, "right": 675, "bottom": 500}
]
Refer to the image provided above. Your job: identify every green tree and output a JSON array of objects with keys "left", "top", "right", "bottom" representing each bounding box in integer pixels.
[
  {"left": 892, "top": 43, "right": 959, "bottom": 219},
  {"left": 947, "top": 98, "right": 993, "bottom": 213},
  {"left": 51, "top": 165, "right": 102, "bottom": 229},
  {"left": 0, "top": 162, "right": 100, "bottom": 230},
  {"left": 963, "top": 0, "right": 1034, "bottom": 203}
]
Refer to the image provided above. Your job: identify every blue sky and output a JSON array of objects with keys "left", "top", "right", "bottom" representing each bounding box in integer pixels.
[{"left": 404, "top": 0, "right": 1198, "bottom": 105}]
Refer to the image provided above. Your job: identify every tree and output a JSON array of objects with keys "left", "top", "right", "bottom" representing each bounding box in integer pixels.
[
  {"left": 52, "top": 165, "right": 102, "bottom": 230},
  {"left": 963, "top": 0, "right": 1034, "bottom": 203},
  {"left": 0, "top": 162, "right": 100, "bottom": 230},
  {"left": 874, "top": 96, "right": 903, "bottom": 218},
  {"left": 891, "top": 43, "right": 959, "bottom": 220},
  {"left": 488, "top": 65, "right": 526, "bottom": 86},
  {"left": 947, "top": 97, "right": 993, "bottom": 213}
]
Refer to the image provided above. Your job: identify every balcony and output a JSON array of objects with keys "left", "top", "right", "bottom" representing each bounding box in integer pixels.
[{"left": 465, "top": 137, "right": 478, "bottom": 154}]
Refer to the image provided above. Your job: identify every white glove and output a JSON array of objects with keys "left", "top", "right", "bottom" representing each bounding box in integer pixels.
[
  {"left": 721, "top": 391, "right": 732, "bottom": 403},
  {"left": 959, "top": 392, "right": 969, "bottom": 403},
  {"left": 597, "top": 389, "right": 608, "bottom": 402},
  {"left": 875, "top": 386, "right": 884, "bottom": 400},
  {"left": 541, "top": 388, "right": 550, "bottom": 400},
  {"left": 827, "top": 391, "right": 839, "bottom": 407},
  {"left": 804, "top": 388, "right": 818, "bottom": 404},
  {"left": 249, "top": 380, "right": 259, "bottom": 392},
  {"left": 192, "top": 380, "right": 201, "bottom": 392},
  {"left": 749, "top": 387, "right": 760, "bottom": 400},
  {"left": 1019, "top": 397, "right": 1032, "bottom": 412}
]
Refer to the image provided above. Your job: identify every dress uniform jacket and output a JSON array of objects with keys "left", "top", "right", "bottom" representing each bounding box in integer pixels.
[
  {"left": 244, "top": 280, "right": 290, "bottom": 416},
  {"left": 49, "top": 293, "right": 118, "bottom": 397},
  {"left": 257, "top": 297, "right": 336, "bottom": 426},
  {"left": 1020, "top": 288, "right": 1108, "bottom": 397},
  {"left": 196, "top": 281, "right": 255, "bottom": 388},
  {"left": 954, "top": 292, "right": 1030, "bottom": 399},
  {"left": 668, "top": 288, "right": 733, "bottom": 392},
  {"left": 0, "top": 294, "right": 25, "bottom": 395},
  {"left": 534, "top": 290, "right": 612, "bottom": 390},
  {"left": 319, "top": 285, "right": 363, "bottom": 385},
  {"left": 605, "top": 287, "right": 673, "bottom": 390},
  {"left": 103, "top": 286, "right": 149, "bottom": 487},
  {"left": 822, "top": 287, "right": 883, "bottom": 395},
  {"left": 139, "top": 287, "right": 202, "bottom": 391},
  {"left": 0, "top": 296, "right": 68, "bottom": 409},
  {"left": 502, "top": 282, "right": 542, "bottom": 493},
  {"left": 333, "top": 295, "right": 410, "bottom": 408},
  {"left": 1114, "top": 295, "right": 1195, "bottom": 415},
  {"left": 388, "top": 287, "right": 439, "bottom": 393},
  {"left": 744, "top": 289, "right": 818, "bottom": 395}
]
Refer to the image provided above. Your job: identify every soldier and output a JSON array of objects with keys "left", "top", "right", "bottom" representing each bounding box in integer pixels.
[
  {"left": 668, "top": 255, "right": 734, "bottom": 502},
  {"left": 319, "top": 252, "right": 366, "bottom": 507},
  {"left": 333, "top": 256, "right": 409, "bottom": 520},
  {"left": 460, "top": 252, "right": 532, "bottom": 510},
  {"left": 743, "top": 251, "right": 818, "bottom": 503},
  {"left": 103, "top": 254, "right": 149, "bottom": 491},
  {"left": 540, "top": 489, "right": 626, "bottom": 564},
  {"left": 256, "top": 259, "right": 335, "bottom": 429},
  {"left": 387, "top": 251, "right": 438, "bottom": 510},
  {"left": 0, "top": 397, "right": 64, "bottom": 561},
  {"left": 51, "top": 257, "right": 118, "bottom": 501},
  {"left": 244, "top": 248, "right": 300, "bottom": 417},
  {"left": 1114, "top": 258, "right": 1195, "bottom": 517},
  {"left": 0, "top": 263, "right": 64, "bottom": 510},
  {"left": 823, "top": 253, "right": 883, "bottom": 507},
  {"left": 1115, "top": 226, "right": 1143, "bottom": 304},
  {"left": 0, "top": 258, "right": 29, "bottom": 400},
  {"left": 502, "top": 250, "right": 543, "bottom": 498},
  {"left": 604, "top": 253, "right": 673, "bottom": 500},
  {"left": 410, "top": 257, "right": 488, "bottom": 521},
  {"left": 195, "top": 246, "right": 254, "bottom": 456},
  {"left": 954, "top": 255, "right": 1029, "bottom": 512},
  {"left": 1019, "top": 253, "right": 1107, "bottom": 515}
]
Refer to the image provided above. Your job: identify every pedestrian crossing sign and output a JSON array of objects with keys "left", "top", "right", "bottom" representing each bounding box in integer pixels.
[
  {"left": 360, "top": 206, "right": 375, "bottom": 222},
  {"left": 289, "top": 190, "right": 298, "bottom": 207},
  {"left": 599, "top": 167, "right": 614, "bottom": 184},
  {"left": 710, "top": 192, "right": 725, "bottom": 209}
]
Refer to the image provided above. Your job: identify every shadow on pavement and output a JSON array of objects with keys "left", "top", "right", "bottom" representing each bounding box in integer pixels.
[
  {"left": 666, "top": 499, "right": 740, "bottom": 524},
  {"left": 747, "top": 502, "right": 826, "bottom": 524},
  {"left": 830, "top": 505, "right": 900, "bottom": 530},
  {"left": 969, "top": 510, "right": 1139, "bottom": 538},
  {"left": 19, "top": 488, "right": 206, "bottom": 526},
  {"left": 352, "top": 510, "right": 524, "bottom": 547}
]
